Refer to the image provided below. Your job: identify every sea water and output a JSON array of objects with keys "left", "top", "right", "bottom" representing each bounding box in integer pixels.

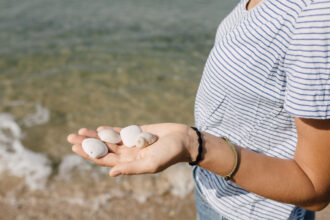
[{"left": 0, "top": 0, "right": 238, "bottom": 219}]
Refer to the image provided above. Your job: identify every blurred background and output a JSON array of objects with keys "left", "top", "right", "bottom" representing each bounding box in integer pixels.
[
  {"left": 0, "top": 0, "right": 237, "bottom": 219},
  {"left": 0, "top": 0, "right": 329, "bottom": 219}
]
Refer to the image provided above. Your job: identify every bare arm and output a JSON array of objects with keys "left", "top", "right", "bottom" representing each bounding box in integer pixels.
[
  {"left": 190, "top": 117, "right": 330, "bottom": 211},
  {"left": 67, "top": 118, "right": 330, "bottom": 211}
]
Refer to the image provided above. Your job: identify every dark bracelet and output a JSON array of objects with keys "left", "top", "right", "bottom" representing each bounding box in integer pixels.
[{"left": 189, "top": 127, "right": 203, "bottom": 166}]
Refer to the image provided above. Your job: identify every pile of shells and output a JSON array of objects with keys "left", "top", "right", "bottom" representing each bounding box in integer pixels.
[{"left": 82, "top": 125, "right": 157, "bottom": 158}]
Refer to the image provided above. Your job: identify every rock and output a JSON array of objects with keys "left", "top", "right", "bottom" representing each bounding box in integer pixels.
[
  {"left": 120, "top": 125, "right": 142, "bottom": 148},
  {"left": 98, "top": 129, "right": 121, "bottom": 144},
  {"left": 82, "top": 138, "right": 108, "bottom": 159},
  {"left": 136, "top": 132, "right": 157, "bottom": 148}
]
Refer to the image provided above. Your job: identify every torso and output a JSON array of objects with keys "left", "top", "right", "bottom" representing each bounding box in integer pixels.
[{"left": 194, "top": 0, "right": 330, "bottom": 219}]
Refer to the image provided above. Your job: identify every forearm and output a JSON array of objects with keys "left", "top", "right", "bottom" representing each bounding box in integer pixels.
[{"left": 187, "top": 130, "right": 328, "bottom": 210}]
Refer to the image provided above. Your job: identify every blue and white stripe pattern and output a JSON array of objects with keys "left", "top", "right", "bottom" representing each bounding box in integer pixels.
[{"left": 194, "top": 0, "right": 330, "bottom": 219}]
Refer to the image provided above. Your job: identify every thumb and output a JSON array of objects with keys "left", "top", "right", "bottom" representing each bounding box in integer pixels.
[{"left": 109, "top": 159, "right": 153, "bottom": 177}]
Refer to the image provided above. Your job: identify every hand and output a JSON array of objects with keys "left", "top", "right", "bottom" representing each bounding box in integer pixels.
[{"left": 67, "top": 123, "right": 197, "bottom": 177}]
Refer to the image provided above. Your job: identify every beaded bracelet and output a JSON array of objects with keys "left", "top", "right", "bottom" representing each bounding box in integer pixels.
[
  {"left": 221, "top": 136, "right": 239, "bottom": 181},
  {"left": 189, "top": 127, "right": 203, "bottom": 166}
]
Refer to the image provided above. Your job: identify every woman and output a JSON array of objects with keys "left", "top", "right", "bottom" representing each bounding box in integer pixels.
[{"left": 67, "top": 0, "right": 330, "bottom": 219}]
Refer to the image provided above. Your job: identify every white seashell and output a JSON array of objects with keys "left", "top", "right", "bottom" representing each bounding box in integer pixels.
[
  {"left": 98, "top": 129, "right": 121, "bottom": 144},
  {"left": 136, "top": 136, "right": 147, "bottom": 148},
  {"left": 82, "top": 138, "right": 108, "bottom": 159},
  {"left": 120, "top": 125, "right": 142, "bottom": 148},
  {"left": 136, "top": 132, "right": 157, "bottom": 148}
]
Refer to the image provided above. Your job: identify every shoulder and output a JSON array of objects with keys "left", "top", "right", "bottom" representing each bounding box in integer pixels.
[
  {"left": 297, "top": 0, "right": 330, "bottom": 19},
  {"left": 278, "top": 0, "right": 330, "bottom": 22},
  {"left": 309, "top": 0, "right": 330, "bottom": 7},
  {"left": 295, "top": 0, "right": 330, "bottom": 10},
  {"left": 284, "top": 0, "right": 330, "bottom": 36}
]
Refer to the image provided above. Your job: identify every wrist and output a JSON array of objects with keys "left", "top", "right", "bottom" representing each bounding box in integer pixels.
[{"left": 183, "top": 126, "right": 200, "bottom": 163}]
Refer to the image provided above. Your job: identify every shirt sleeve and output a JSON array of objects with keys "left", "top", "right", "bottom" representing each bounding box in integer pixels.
[{"left": 283, "top": 3, "right": 330, "bottom": 119}]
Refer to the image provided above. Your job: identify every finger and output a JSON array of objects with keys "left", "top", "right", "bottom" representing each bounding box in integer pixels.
[
  {"left": 67, "top": 134, "right": 85, "bottom": 145},
  {"left": 109, "top": 159, "right": 154, "bottom": 177},
  {"left": 139, "top": 125, "right": 159, "bottom": 138},
  {"left": 77, "top": 128, "right": 120, "bottom": 151},
  {"left": 97, "top": 126, "right": 122, "bottom": 133},
  {"left": 105, "top": 143, "right": 119, "bottom": 153},
  {"left": 97, "top": 126, "right": 113, "bottom": 131},
  {"left": 98, "top": 153, "right": 119, "bottom": 167},
  {"left": 140, "top": 124, "right": 151, "bottom": 132},
  {"left": 78, "top": 128, "right": 98, "bottom": 138},
  {"left": 72, "top": 144, "right": 91, "bottom": 160},
  {"left": 71, "top": 131, "right": 119, "bottom": 154},
  {"left": 72, "top": 144, "right": 119, "bottom": 167}
]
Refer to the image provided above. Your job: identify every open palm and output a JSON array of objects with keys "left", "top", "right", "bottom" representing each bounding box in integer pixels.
[{"left": 67, "top": 123, "right": 192, "bottom": 176}]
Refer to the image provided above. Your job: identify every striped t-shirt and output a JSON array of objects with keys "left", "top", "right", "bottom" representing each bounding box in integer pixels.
[{"left": 194, "top": 0, "right": 330, "bottom": 219}]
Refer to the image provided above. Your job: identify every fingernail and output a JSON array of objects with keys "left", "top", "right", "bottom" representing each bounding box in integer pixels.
[
  {"left": 78, "top": 128, "right": 87, "bottom": 135},
  {"left": 72, "top": 145, "right": 78, "bottom": 152},
  {"left": 67, "top": 134, "right": 74, "bottom": 142}
]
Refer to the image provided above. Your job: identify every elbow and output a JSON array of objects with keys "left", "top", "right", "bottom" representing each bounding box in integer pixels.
[
  {"left": 301, "top": 189, "right": 330, "bottom": 211},
  {"left": 314, "top": 202, "right": 329, "bottom": 211},
  {"left": 304, "top": 202, "right": 328, "bottom": 212}
]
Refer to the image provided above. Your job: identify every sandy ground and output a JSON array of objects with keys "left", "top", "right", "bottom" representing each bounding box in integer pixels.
[
  {"left": 0, "top": 193, "right": 328, "bottom": 220},
  {"left": 316, "top": 206, "right": 330, "bottom": 220},
  {"left": 0, "top": 193, "right": 196, "bottom": 220},
  {"left": 0, "top": 173, "right": 328, "bottom": 220}
]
